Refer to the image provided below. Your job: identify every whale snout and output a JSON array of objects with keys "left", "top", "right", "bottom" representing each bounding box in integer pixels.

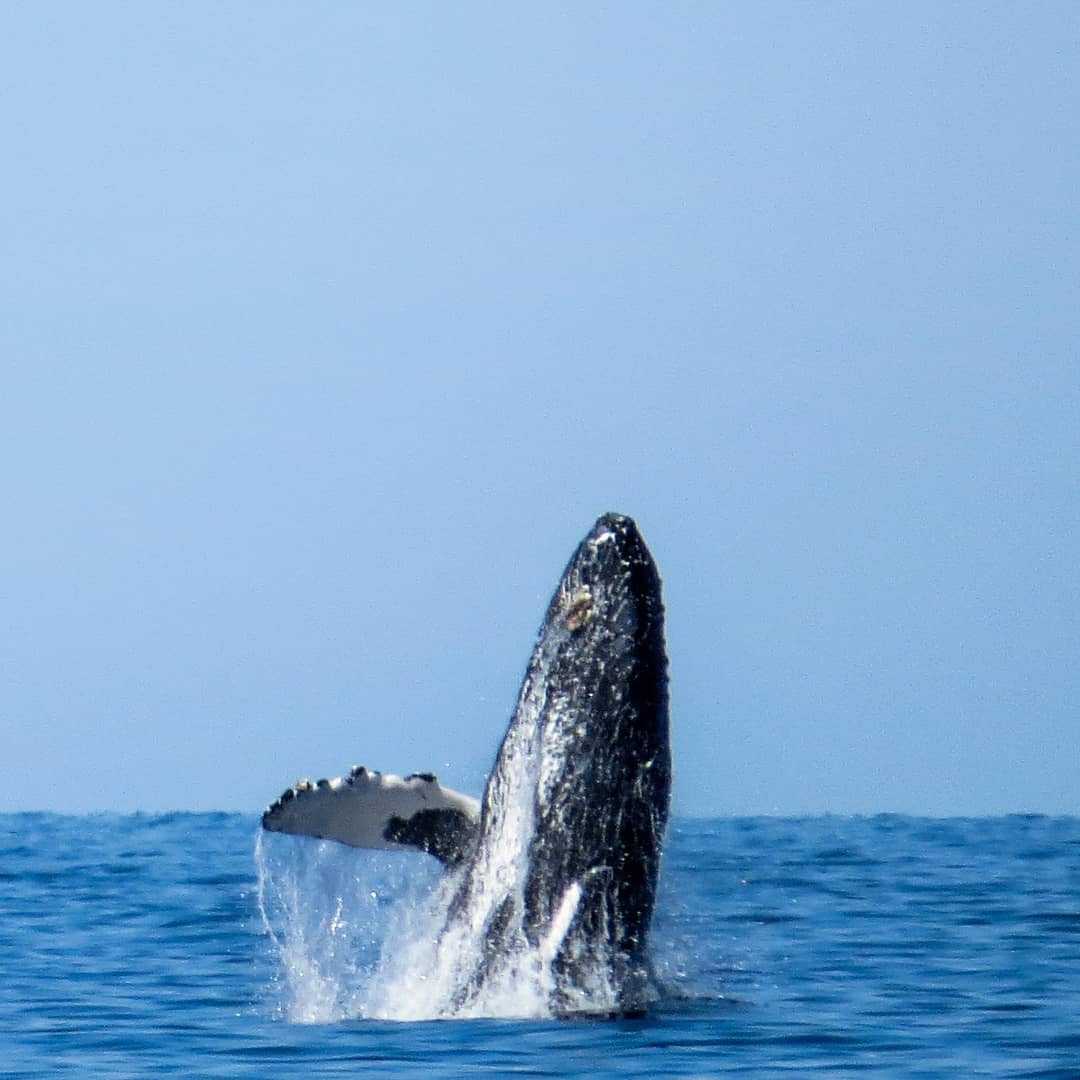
[{"left": 589, "top": 512, "right": 638, "bottom": 544}]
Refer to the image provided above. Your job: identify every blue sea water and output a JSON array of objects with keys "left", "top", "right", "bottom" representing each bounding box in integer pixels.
[{"left": 2, "top": 813, "right": 1078, "bottom": 1077}]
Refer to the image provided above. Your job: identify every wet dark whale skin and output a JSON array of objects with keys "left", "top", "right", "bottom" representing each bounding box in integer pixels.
[{"left": 444, "top": 512, "right": 671, "bottom": 1015}]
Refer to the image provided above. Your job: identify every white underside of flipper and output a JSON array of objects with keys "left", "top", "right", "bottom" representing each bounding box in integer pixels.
[{"left": 262, "top": 767, "right": 480, "bottom": 862}]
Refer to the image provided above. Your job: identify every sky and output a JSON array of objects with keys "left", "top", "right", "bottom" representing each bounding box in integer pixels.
[{"left": 1, "top": 4, "right": 1077, "bottom": 817}]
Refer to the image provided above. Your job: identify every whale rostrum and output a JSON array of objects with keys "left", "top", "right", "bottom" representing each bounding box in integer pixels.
[{"left": 261, "top": 512, "right": 670, "bottom": 1016}]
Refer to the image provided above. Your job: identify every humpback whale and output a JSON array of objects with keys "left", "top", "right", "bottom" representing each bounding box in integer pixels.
[{"left": 262, "top": 512, "right": 670, "bottom": 1017}]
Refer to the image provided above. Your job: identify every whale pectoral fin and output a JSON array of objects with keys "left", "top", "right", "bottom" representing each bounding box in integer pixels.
[{"left": 261, "top": 766, "right": 481, "bottom": 868}]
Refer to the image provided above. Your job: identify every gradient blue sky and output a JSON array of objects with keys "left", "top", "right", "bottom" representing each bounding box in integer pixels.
[{"left": 2, "top": 5, "right": 1077, "bottom": 816}]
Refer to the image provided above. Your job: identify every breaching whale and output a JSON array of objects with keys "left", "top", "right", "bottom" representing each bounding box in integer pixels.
[{"left": 262, "top": 512, "right": 670, "bottom": 1016}]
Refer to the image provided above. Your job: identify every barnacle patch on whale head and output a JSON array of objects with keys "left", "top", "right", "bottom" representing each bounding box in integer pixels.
[{"left": 564, "top": 584, "right": 594, "bottom": 631}]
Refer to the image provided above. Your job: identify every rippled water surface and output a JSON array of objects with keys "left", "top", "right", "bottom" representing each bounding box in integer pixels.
[{"left": 2, "top": 813, "right": 1078, "bottom": 1077}]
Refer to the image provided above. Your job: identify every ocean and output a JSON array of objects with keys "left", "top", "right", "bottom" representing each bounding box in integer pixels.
[{"left": 2, "top": 812, "right": 1078, "bottom": 1077}]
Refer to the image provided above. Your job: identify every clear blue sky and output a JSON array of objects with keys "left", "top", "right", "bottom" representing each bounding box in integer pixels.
[{"left": 2, "top": 5, "right": 1077, "bottom": 816}]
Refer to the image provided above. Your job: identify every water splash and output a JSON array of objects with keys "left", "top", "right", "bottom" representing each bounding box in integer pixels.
[
  {"left": 254, "top": 827, "right": 595, "bottom": 1021},
  {"left": 255, "top": 830, "right": 438, "bottom": 1021},
  {"left": 253, "top": 804, "right": 725, "bottom": 1022}
]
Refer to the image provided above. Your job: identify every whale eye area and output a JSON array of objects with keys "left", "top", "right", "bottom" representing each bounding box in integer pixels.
[{"left": 564, "top": 584, "right": 594, "bottom": 631}]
